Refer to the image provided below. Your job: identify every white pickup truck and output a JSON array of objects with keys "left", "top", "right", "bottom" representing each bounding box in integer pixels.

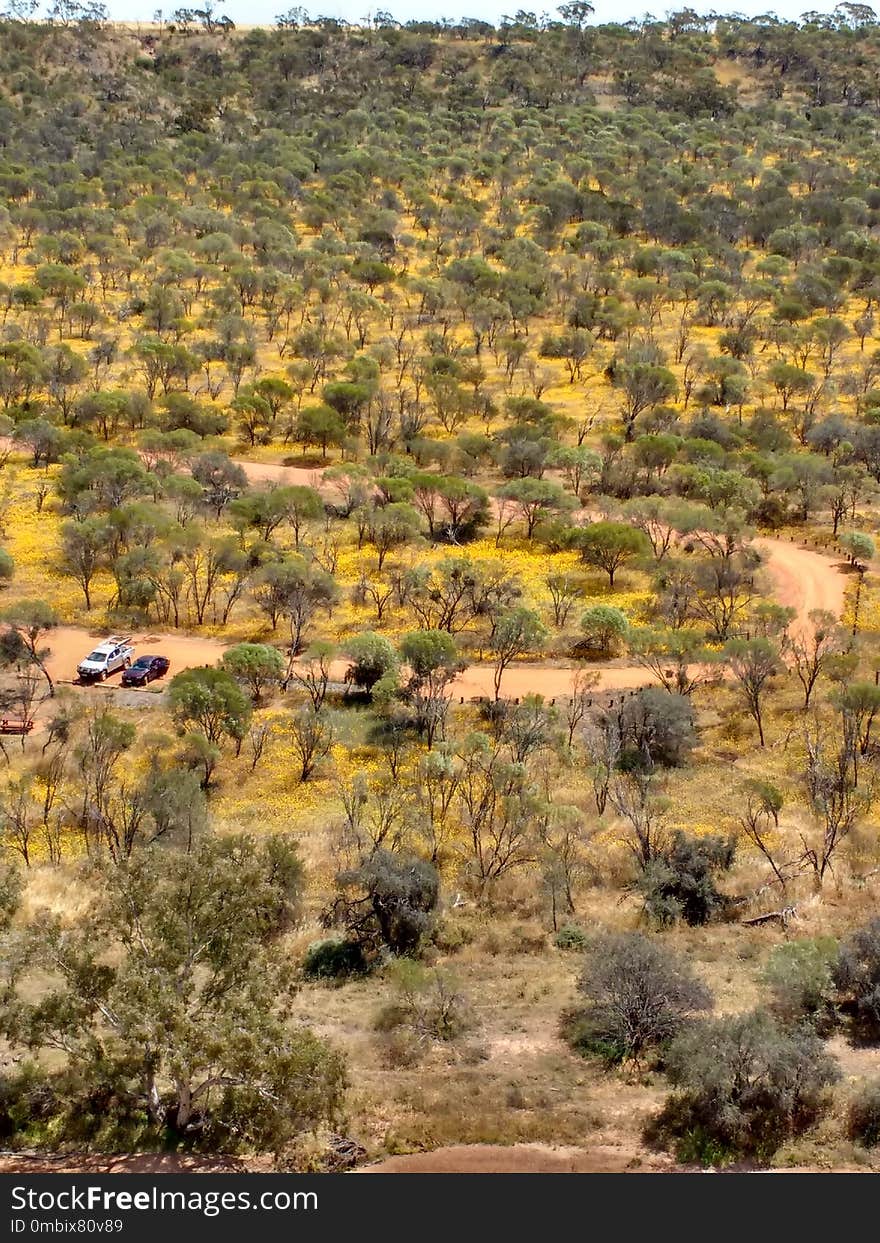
[{"left": 77, "top": 636, "right": 135, "bottom": 682}]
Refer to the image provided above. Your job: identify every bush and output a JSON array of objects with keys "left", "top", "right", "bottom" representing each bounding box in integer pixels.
[
  {"left": 344, "top": 631, "right": 398, "bottom": 693},
  {"left": 619, "top": 688, "right": 696, "bottom": 768},
  {"left": 374, "top": 962, "right": 472, "bottom": 1048},
  {"left": 762, "top": 938, "right": 838, "bottom": 1031},
  {"left": 579, "top": 605, "right": 629, "bottom": 656},
  {"left": 337, "top": 849, "right": 440, "bottom": 956},
  {"left": 431, "top": 917, "right": 473, "bottom": 954},
  {"left": 849, "top": 1079, "right": 880, "bottom": 1147},
  {"left": 655, "top": 1011, "right": 840, "bottom": 1163},
  {"left": 572, "top": 931, "right": 711, "bottom": 1067},
  {"left": 834, "top": 918, "right": 880, "bottom": 1041},
  {"left": 302, "top": 938, "right": 368, "bottom": 981},
  {"left": 554, "top": 923, "right": 589, "bottom": 951},
  {"left": 639, "top": 831, "right": 735, "bottom": 926}
]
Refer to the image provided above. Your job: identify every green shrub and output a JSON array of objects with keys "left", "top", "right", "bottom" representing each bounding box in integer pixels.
[
  {"left": 303, "top": 938, "right": 367, "bottom": 981},
  {"left": 431, "top": 917, "right": 473, "bottom": 954},
  {"left": 336, "top": 849, "right": 440, "bottom": 956},
  {"left": 574, "top": 930, "right": 711, "bottom": 1067},
  {"left": 554, "top": 924, "right": 589, "bottom": 951},
  {"left": 849, "top": 1080, "right": 880, "bottom": 1147},
  {"left": 762, "top": 938, "right": 838, "bottom": 1030},
  {"left": 639, "top": 831, "right": 735, "bottom": 926},
  {"left": 374, "top": 962, "right": 472, "bottom": 1045},
  {"left": 655, "top": 1011, "right": 840, "bottom": 1163},
  {"left": 834, "top": 918, "right": 880, "bottom": 1040}
]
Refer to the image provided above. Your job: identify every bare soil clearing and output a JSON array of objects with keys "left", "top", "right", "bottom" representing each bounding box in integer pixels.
[
  {"left": 357, "top": 1142, "right": 676, "bottom": 1173},
  {"left": 45, "top": 626, "right": 232, "bottom": 690},
  {"left": 233, "top": 459, "right": 325, "bottom": 489}
]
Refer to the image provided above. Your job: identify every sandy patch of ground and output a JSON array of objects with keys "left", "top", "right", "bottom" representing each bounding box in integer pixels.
[
  {"left": 356, "top": 1142, "right": 676, "bottom": 1173},
  {"left": 753, "top": 537, "right": 849, "bottom": 641}
]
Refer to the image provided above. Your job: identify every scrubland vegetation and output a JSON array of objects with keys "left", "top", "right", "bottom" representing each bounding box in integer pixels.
[{"left": 2, "top": 5, "right": 880, "bottom": 1171}]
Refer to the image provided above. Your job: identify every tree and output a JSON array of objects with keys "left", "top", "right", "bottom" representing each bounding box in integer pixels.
[
  {"left": 254, "top": 556, "right": 337, "bottom": 663},
  {"left": 167, "top": 667, "right": 252, "bottom": 779},
  {"left": 453, "top": 733, "right": 540, "bottom": 900},
  {"left": 345, "top": 631, "right": 398, "bottom": 693},
  {"left": 191, "top": 452, "right": 248, "bottom": 517},
  {"left": 35, "top": 263, "right": 86, "bottom": 332},
  {"left": 399, "top": 630, "right": 464, "bottom": 746},
  {"left": 0, "top": 834, "right": 346, "bottom": 1147},
  {"left": 767, "top": 361, "right": 814, "bottom": 412},
  {"left": 617, "top": 687, "right": 696, "bottom": 769},
  {"left": 630, "top": 627, "right": 717, "bottom": 697},
  {"left": 287, "top": 705, "right": 336, "bottom": 782},
  {"left": 0, "top": 599, "right": 59, "bottom": 696},
  {"left": 59, "top": 518, "right": 106, "bottom": 611},
  {"left": 336, "top": 849, "right": 440, "bottom": 956},
  {"left": 724, "top": 637, "right": 780, "bottom": 747},
  {"left": 221, "top": 642, "right": 284, "bottom": 704},
  {"left": 497, "top": 478, "right": 574, "bottom": 538},
  {"left": 579, "top": 604, "right": 629, "bottom": 655},
  {"left": 293, "top": 404, "right": 346, "bottom": 459},
  {"left": 788, "top": 610, "right": 845, "bottom": 708},
  {"left": 639, "top": 831, "right": 735, "bottom": 926},
  {"left": 289, "top": 641, "right": 336, "bottom": 712},
  {"left": 800, "top": 713, "right": 872, "bottom": 886},
  {"left": 231, "top": 485, "right": 323, "bottom": 549},
  {"left": 546, "top": 571, "right": 585, "bottom": 628},
  {"left": 577, "top": 521, "right": 649, "bottom": 586},
  {"left": 658, "top": 1011, "right": 839, "bottom": 1162},
  {"left": 574, "top": 931, "right": 711, "bottom": 1068},
  {"left": 366, "top": 502, "right": 421, "bottom": 569},
  {"left": 609, "top": 358, "right": 678, "bottom": 440},
  {"left": 840, "top": 530, "right": 875, "bottom": 567},
  {"left": 550, "top": 444, "right": 600, "bottom": 497},
  {"left": 488, "top": 606, "right": 547, "bottom": 699},
  {"left": 738, "top": 779, "right": 789, "bottom": 890}
]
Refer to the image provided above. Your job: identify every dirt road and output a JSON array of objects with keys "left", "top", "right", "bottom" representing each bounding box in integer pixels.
[
  {"left": 45, "top": 626, "right": 639, "bottom": 702},
  {"left": 753, "top": 537, "right": 849, "bottom": 641},
  {"left": 41, "top": 534, "right": 848, "bottom": 704},
  {"left": 233, "top": 459, "right": 325, "bottom": 489}
]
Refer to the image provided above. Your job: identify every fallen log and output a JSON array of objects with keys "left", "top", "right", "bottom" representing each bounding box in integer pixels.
[{"left": 741, "top": 906, "right": 798, "bottom": 927}]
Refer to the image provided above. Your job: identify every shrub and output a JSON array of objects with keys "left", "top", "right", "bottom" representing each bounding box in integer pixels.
[
  {"left": 572, "top": 930, "right": 711, "bottom": 1067},
  {"left": 618, "top": 688, "right": 696, "bottom": 768},
  {"left": 220, "top": 642, "right": 284, "bottom": 704},
  {"left": 336, "top": 849, "right": 440, "bottom": 956},
  {"left": 639, "top": 831, "right": 735, "bottom": 926},
  {"left": 302, "top": 938, "right": 368, "bottom": 981},
  {"left": 374, "top": 962, "right": 472, "bottom": 1048},
  {"left": 762, "top": 938, "right": 838, "bottom": 1030},
  {"left": 554, "top": 924, "right": 589, "bottom": 951},
  {"left": 849, "top": 1080, "right": 880, "bottom": 1147},
  {"left": 655, "top": 1011, "right": 840, "bottom": 1163},
  {"left": 579, "top": 605, "right": 629, "bottom": 656},
  {"left": 344, "top": 631, "right": 398, "bottom": 693},
  {"left": 431, "top": 917, "right": 473, "bottom": 954},
  {"left": 834, "top": 918, "right": 880, "bottom": 1041}
]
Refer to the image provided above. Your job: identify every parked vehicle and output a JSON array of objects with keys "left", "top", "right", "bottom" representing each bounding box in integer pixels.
[
  {"left": 121, "top": 655, "right": 170, "bottom": 687},
  {"left": 77, "top": 636, "right": 134, "bottom": 682}
]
